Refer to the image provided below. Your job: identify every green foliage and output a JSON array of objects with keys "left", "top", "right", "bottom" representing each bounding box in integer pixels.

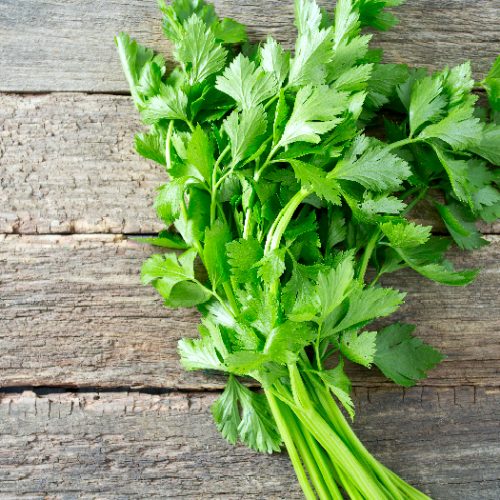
[
  {"left": 375, "top": 323, "right": 444, "bottom": 386},
  {"left": 212, "top": 376, "right": 282, "bottom": 453},
  {"left": 118, "top": 1, "right": 499, "bottom": 497}
]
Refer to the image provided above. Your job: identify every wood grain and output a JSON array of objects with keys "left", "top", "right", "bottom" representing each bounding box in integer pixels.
[
  {"left": 0, "top": 0, "right": 498, "bottom": 92},
  {"left": 1, "top": 234, "right": 498, "bottom": 389},
  {"left": 0, "top": 387, "right": 498, "bottom": 499},
  {"left": 0, "top": 93, "right": 160, "bottom": 235},
  {"left": 1, "top": 93, "right": 499, "bottom": 236}
]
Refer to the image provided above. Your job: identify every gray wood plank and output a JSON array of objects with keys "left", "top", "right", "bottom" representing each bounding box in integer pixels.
[
  {"left": 0, "top": 93, "right": 160, "bottom": 235},
  {"left": 1, "top": 93, "right": 499, "bottom": 235},
  {"left": 0, "top": 0, "right": 498, "bottom": 92},
  {"left": 1, "top": 234, "right": 498, "bottom": 389},
  {"left": 0, "top": 387, "right": 498, "bottom": 499}
]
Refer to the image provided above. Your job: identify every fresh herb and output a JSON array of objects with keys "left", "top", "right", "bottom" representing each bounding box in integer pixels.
[{"left": 117, "top": 0, "right": 499, "bottom": 498}]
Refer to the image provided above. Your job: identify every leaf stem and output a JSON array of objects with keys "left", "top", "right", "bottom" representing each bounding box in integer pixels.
[
  {"left": 357, "top": 229, "right": 381, "bottom": 283},
  {"left": 281, "top": 404, "right": 332, "bottom": 500},
  {"left": 265, "top": 187, "right": 311, "bottom": 253},
  {"left": 401, "top": 187, "right": 429, "bottom": 216},
  {"left": 385, "top": 137, "right": 420, "bottom": 152},
  {"left": 265, "top": 391, "right": 316, "bottom": 500},
  {"left": 165, "top": 120, "right": 174, "bottom": 171},
  {"left": 210, "top": 145, "right": 231, "bottom": 224}
]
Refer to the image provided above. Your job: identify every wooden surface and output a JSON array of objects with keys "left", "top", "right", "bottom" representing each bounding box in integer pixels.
[
  {"left": 0, "top": 0, "right": 499, "bottom": 498},
  {"left": 0, "top": 387, "right": 498, "bottom": 499},
  {"left": 0, "top": 0, "right": 498, "bottom": 92}
]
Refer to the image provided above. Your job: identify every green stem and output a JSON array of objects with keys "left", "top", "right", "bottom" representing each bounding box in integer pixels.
[
  {"left": 401, "top": 187, "right": 429, "bottom": 216},
  {"left": 222, "top": 282, "right": 239, "bottom": 316},
  {"left": 210, "top": 146, "right": 231, "bottom": 224},
  {"left": 357, "top": 229, "right": 381, "bottom": 283},
  {"left": 266, "top": 187, "right": 312, "bottom": 253},
  {"left": 265, "top": 391, "right": 316, "bottom": 500},
  {"left": 292, "top": 405, "right": 386, "bottom": 499},
  {"left": 165, "top": 120, "right": 174, "bottom": 171},
  {"left": 255, "top": 144, "right": 281, "bottom": 181},
  {"left": 281, "top": 404, "right": 332, "bottom": 500},
  {"left": 306, "top": 373, "right": 412, "bottom": 500},
  {"left": 300, "top": 424, "right": 344, "bottom": 500},
  {"left": 385, "top": 137, "right": 420, "bottom": 152},
  {"left": 274, "top": 375, "right": 387, "bottom": 499},
  {"left": 314, "top": 324, "right": 324, "bottom": 371}
]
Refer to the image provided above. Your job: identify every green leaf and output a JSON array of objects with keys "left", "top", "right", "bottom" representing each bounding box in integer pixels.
[
  {"left": 327, "top": 36, "right": 371, "bottom": 83},
  {"left": 213, "top": 376, "right": 282, "bottom": 453},
  {"left": 359, "top": 194, "right": 406, "bottom": 217},
  {"left": 470, "top": 123, "right": 500, "bottom": 165},
  {"left": 216, "top": 54, "right": 278, "bottom": 110},
  {"left": 333, "top": 0, "right": 360, "bottom": 47},
  {"left": 186, "top": 125, "right": 214, "bottom": 183},
  {"left": 260, "top": 37, "right": 290, "bottom": 86},
  {"left": 283, "top": 263, "right": 321, "bottom": 322},
  {"left": 225, "top": 351, "right": 269, "bottom": 375},
  {"left": 482, "top": 55, "right": 500, "bottom": 112},
  {"left": 237, "top": 384, "right": 282, "bottom": 453},
  {"left": 357, "top": 0, "right": 405, "bottom": 31},
  {"left": 408, "top": 75, "right": 447, "bottom": 135},
  {"left": 141, "top": 249, "right": 193, "bottom": 285},
  {"left": 165, "top": 280, "right": 212, "bottom": 307},
  {"left": 380, "top": 221, "right": 432, "bottom": 248},
  {"left": 204, "top": 220, "right": 232, "bottom": 288},
  {"left": 419, "top": 105, "right": 483, "bottom": 150},
  {"left": 365, "top": 63, "right": 409, "bottom": 109},
  {"left": 390, "top": 238, "right": 478, "bottom": 286},
  {"left": 154, "top": 178, "right": 189, "bottom": 226},
  {"left": 174, "top": 187, "right": 211, "bottom": 246},
  {"left": 291, "top": 160, "right": 342, "bottom": 205},
  {"left": 137, "top": 58, "right": 165, "bottom": 98},
  {"left": 264, "top": 321, "right": 316, "bottom": 364},
  {"left": 211, "top": 375, "right": 241, "bottom": 444},
  {"left": 340, "top": 329, "right": 378, "bottom": 368},
  {"left": 135, "top": 127, "right": 166, "bottom": 166},
  {"left": 141, "top": 248, "right": 211, "bottom": 306},
  {"left": 325, "top": 208, "right": 347, "bottom": 249},
  {"left": 317, "top": 254, "right": 355, "bottom": 321},
  {"left": 330, "top": 285, "right": 405, "bottom": 334},
  {"left": 442, "top": 62, "right": 474, "bottom": 107},
  {"left": 257, "top": 248, "right": 286, "bottom": 284},
  {"left": 178, "top": 335, "right": 225, "bottom": 371},
  {"left": 141, "top": 85, "right": 189, "bottom": 124},
  {"left": 223, "top": 106, "right": 268, "bottom": 166},
  {"left": 332, "top": 63, "right": 373, "bottom": 92},
  {"left": 132, "top": 231, "right": 188, "bottom": 250},
  {"left": 435, "top": 202, "right": 488, "bottom": 251},
  {"left": 174, "top": 14, "right": 227, "bottom": 84},
  {"left": 374, "top": 323, "right": 444, "bottom": 387},
  {"left": 278, "top": 85, "right": 348, "bottom": 147},
  {"left": 115, "top": 32, "right": 155, "bottom": 106},
  {"left": 432, "top": 146, "right": 472, "bottom": 205},
  {"left": 288, "top": 0, "right": 333, "bottom": 86},
  {"left": 213, "top": 18, "right": 248, "bottom": 44},
  {"left": 226, "top": 238, "right": 264, "bottom": 283},
  {"left": 331, "top": 136, "right": 411, "bottom": 191},
  {"left": 318, "top": 359, "right": 355, "bottom": 419},
  {"left": 159, "top": 0, "right": 217, "bottom": 42}
]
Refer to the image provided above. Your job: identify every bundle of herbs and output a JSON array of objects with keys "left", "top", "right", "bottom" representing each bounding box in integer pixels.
[{"left": 116, "top": 0, "right": 499, "bottom": 497}]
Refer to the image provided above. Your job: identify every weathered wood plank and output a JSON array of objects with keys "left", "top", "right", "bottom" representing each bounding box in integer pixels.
[
  {"left": 0, "top": 93, "right": 160, "bottom": 235},
  {"left": 1, "top": 93, "right": 499, "bottom": 235},
  {"left": 0, "top": 387, "right": 498, "bottom": 499},
  {"left": 0, "top": 1, "right": 498, "bottom": 92},
  {"left": 1, "top": 234, "right": 498, "bottom": 389}
]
